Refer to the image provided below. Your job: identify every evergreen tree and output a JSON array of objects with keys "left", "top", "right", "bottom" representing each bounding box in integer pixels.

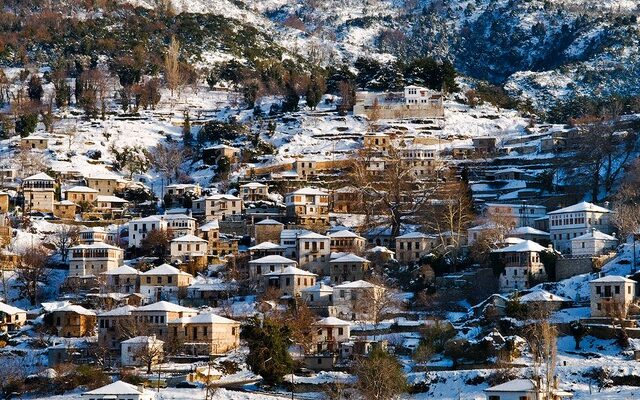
[
  {"left": 15, "top": 113, "right": 38, "bottom": 137},
  {"left": 27, "top": 75, "right": 44, "bottom": 103},
  {"left": 281, "top": 82, "right": 299, "bottom": 112},
  {"left": 182, "top": 110, "right": 193, "bottom": 146},
  {"left": 305, "top": 74, "right": 325, "bottom": 110},
  {"left": 241, "top": 317, "right": 294, "bottom": 385}
]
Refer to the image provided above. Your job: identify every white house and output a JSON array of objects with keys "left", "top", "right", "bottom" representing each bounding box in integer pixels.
[
  {"left": 0, "top": 302, "right": 27, "bottom": 333},
  {"left": 128, "top": 216, "right": 168, "bottom": 248},
  {"left": 163, "top": 213, "right": 196, "bottom": 237},
  {"left": 332, "top": 280, "right": 386, "bottom": 321},
  {"left": 297, "top": 231, "right": 331, "bottom": 273},
  {"left": 248, "top": 255, "right": 297, "bottom": 280},
  {"left": 280, "top": 229, "right": 311, "bottom": 259},
  {"left": 170, "top": 234, "right": 208, "bottom": 263},
  {"left": 570, "top": 228, "right": 617, "bottom": 257},
  {"left": 311, "top": 317, "right": 351, "bottom": 354},
  {"left": 121, "top": 335, "right": 164, "bottom": 367},
  {"left": 285, "top": 187, "right": 330, "bottom": 226},
  {"left": 82, "top": 380, "right": 155, "bottom": 400},
  {"left": 262, "top": 266, "right": 317, "bottom": 297},
  {"left": 484, "top": 378, "right": 573, "bottom": 400},
  {"left": 484, "top": 203, "right": 547, "bottom": 228},
  {"left": 590, "top": 275, "right": 636, "bottom": 318},
  {"left": 239, "top": 182, "right": 269, "bottom": 201},
  {"left": 493, "top": 240, "right": 548, "bottom": 292},
  {"left": 301, "top": 283, "right": 334, "bottom": 307},
  {"left": 140, "top": 264, "right": 194, "bottom": 301},
  {"left": 192, "top": 194, "right": 242, "bottom": 221},
  {"left": 548, "top": 201, "right": 612, "bottom": 253}
]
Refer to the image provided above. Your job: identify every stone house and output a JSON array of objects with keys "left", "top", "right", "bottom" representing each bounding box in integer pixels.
[
  {"left": 121, "top": 335, "right": 164, "bottom": 367},
  {"left": 297, "top": 231, "right": 331, "bottom": 274},
  {"left": 167, "top": 313, "right": 240, "bottom": 355},
  {"left": 254, "top": 218, "right": 284, "bottom": 245},
  {"left": 395, "top": 232, "right": 436, "bottom": 264},
  {"left": 0, "top": 302, "right": 27, "bottom": 333},
  {"left": 139, "top": 264, "right": 194, "bottom": 302},
  {"left": 248, "top": 255, "right": 297, "bottom": 280},
  {"left": 548, "top": 201, "right": 612, "bottom": 253},
  {"left": 328, "top": 230, "right": 366, "bottom": 254},
  {"left": 131, "top": 301, "right": 198, "bottom": 338},
  {"left": 192, "top": 194, "right": 243, "bottom": 221},
  {"left": 81, "top": 380, "right": 156, "bottom": 400},
  {"left": 102, "top": 265, "right": 140, "bottom": 294},
  {"left": 97, "top": 305, "right": 137, "bottom": 350},
  {"left": 170, "top": 234, "right": 208, "bottom": 265},
  {"left": 590, "top": 275, "right": 636, "bottom": 318},
  {"left": 21, "top": 135, "right": 48, "bottom": 150},
  {"left": 22, "top": 172, "right": 56, "bottom": 212},
  {"left": 311, "top": 317, "right": 351, "bottom": 354},
  {"left": 54, "top": 200, "right": 77, "bottom": 219},
  {"left": 262, "top": 266, "right": 317, "bottom": 297},
  {"left": 493, "top": 240, "right": 548, "bottom": 292},
  {"left": 49, "top": 305, "right": 96, "bottom": 337},
  {"left": 239, "top": 182, "right": 269, "bottom": 202},
  {"left": 285, "top": 187, "right": 330, "bottom": 227},
  {"left": 332, "top": 280, "right": 386, "bottom": 321},
  {"left": 128, "top": 216, "right": 169, "bottom": 248},
  {"left": 329, "top": 253, "right": 371, "bottom": 284},
  {"left": 571, "top": 229, "right": 617, "bottom": 257}
]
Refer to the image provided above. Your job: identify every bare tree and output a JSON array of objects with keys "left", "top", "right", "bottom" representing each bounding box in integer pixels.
[
  {"left": 51, "top": 224, "right": 80, "bottom": 263},
  {"left": 164, "top": 36, "right": 181, "bottom": 97},
  {"left": 524, "top": 314, "right": 557, "bottom": 399},
  {"left": 15, "top": 140, "right": 46, "bottom": 178},
  {"left": 132, "top": 336, "right": 165, "bottom": 374},
  {"left": 350, "top": 147, "right": 439, "bottom": 243},
  {"left": 603, "top": 298, "right": 631, "bottom": 348},
  {"left": 14, "top": 244, "right": 51, "bottom": 306},
  {"left": 353, "top": 348, "right": 407, "bottom": 400},
  {"left": 612, "top": 159, "right": 640, "bottom": 239},
  {"left": 352, "top": 279, "right": 400, "bottom": 337},
  {"left": 149, "top": 142, "right": 184, "bottom": 184}
]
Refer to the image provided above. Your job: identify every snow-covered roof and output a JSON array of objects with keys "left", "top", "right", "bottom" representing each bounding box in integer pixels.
[
  {"left": 55, "top": 200, "right": 76, "bottom": 206},
  {"left": 171, "top": 234, "right": 207, "bottom": 243},
  {"left": 334, "top": 280, "right": 380, "bottom": 289},
  {"left": 162, "top": 213, "right": 194, "bottom": 220},
  {"left": 102, "top": 265, "right": 139, "bottom": 275},
  {"left": 121, "top": 335, "right": 164, "bottom": 344},
  {"left": 240, "top": 182, "right": 268, "bottom": 188},
  {"left": 65, "top": 186, "right": 98, "bottom": 193},
  {"left": 572, "top": 229, "right": 616, "bottom": 241},
  {"left": 288, "top": 187, "right": 329, "bottom": 196},
  {"left": 519, "top": 290, "right": 568, "bottom": 303},
  {"left": 204, "top": 194, "right": 241, "bottom": 201},
  {"left": 249, "top": 242, "right": 284, "bottom": 251},
  {"left": 298, "top": 232, "right": 329, "bottom": 240},
  {"left": 548, "top": 201, "right": 610, "bottom": 215},
  {"left": 141, "top": 264, "right": 193, "bottom": 276},
  {"left": 96, "top": 195, "right": 128, "bottom": 203},
  {"left": 508, "top": 226, "right": 549, "bottom": 236},
  {"left": 590, "top": 275, "right": 636, "bottom": 284},
  {"left": 69, "top": 242, "right": 122, "bottom": 251},
  {"left": 129, "top": 215, "right": 163, "bottom": 223},
  {"left": 365, "top": 246, "right": 395, "bottom": 254},
  {"left": 263, "top": 266, "right": 317, "bottom": 277},
  {"left": 313, "top": 317, "right": 350, "bottom": 326},
  {"left": 492, "top": 240, "right": 547, "bottom": 253},
  {"left": 249, "top": 255, "right": 296, "bottom": 264},
  {"left": 199, "top": 220, "right": 219, "bottom": 231},
  {"left": 328, "top": 230, "right": 362, "bottom": 239},
  {"left": 485, "top": 379, "right": 536, "bottom": 392},
  {"left": 168, "top": 312, "right": 239, "bottom": 325},
  {"left": 135, "top": 301, "right": 197, "bottom": 313},
  {"left": 280, "top": 229, "right": 311, "bottom": 239},
  {"left": 330, "top": 253, "right": 369, "bottom": 263},
  {"left": 82, "top": 380, "right": 148, "bottom": 396},
  {"left": 98, "top": 305, "right": 137, "bottom": 317},
  {"left": 0, "top": 301, "right": 26, "bottom": 315},
  {"left": 255, "top": 218, "right": 283, "bottom": 226},
  {"left": 24, "top": 172, "right": 54, "bottom": 181},
  {"left": 54, "top": 305, "right": 96, "bottom": 316},
  {"left": 396, "top": 231, "right": 433, "bottom": 240},
  {"left": 301, "top": 283, "right": 334, "bottom": 293}
]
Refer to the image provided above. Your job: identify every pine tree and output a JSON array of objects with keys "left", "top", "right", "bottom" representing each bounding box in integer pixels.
[
  {"left": 27, "top": 75, "right": 44, "bottom": 103},
  {"left": 305, "top": 74, "right": 325, "bottom": 110},
  {"left": 182, "top": 110, "right": 192, "bottom": 146},
  {"left": 241, "top": 317, "right": 294, "bottom": 385},
  {"left": 282, "top": 82, "right": 299, "bottom": 112}
]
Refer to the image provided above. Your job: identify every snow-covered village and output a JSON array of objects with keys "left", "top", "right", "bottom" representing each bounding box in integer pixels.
[{"left": 2, "top": 0, "right": 640, "bottom": 399}]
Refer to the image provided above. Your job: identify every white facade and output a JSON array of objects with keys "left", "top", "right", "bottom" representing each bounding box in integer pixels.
[
  {"left": 297, "top": 232, "right": 331, "bottom": 273},
  {"left": 170, "top": 234, "right": 208, "bottom": 262},
  {"left": 571, "top": 229, "right": 617, "bottom": 257},
  {"left": 548, "top": 201, "right": 612, "bottom": 253},
  {"left": 192, "top": 194, "right": 242, "bottom": 221},
  {"left": 82, "top": 380, "right": 155, "bottom": 400},
  {"left": 121, "top": 336, "right": 164, "bottom": 367},
  {"left": 128, "top": 216, "right": 168, "bottom": 248},
  {"left": 590, "top": 276, "right": 636, "bottom": 318}
]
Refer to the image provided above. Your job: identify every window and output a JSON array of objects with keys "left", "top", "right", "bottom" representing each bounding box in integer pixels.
[
  {"left": 615, "top": 286, "right": 620, "bottom": 294},
  {"left": 338, "top": 327, "right": 344, "bottom": 335},
  {"left": 489, "top": 396, "right": 500, "bottom": 400}
]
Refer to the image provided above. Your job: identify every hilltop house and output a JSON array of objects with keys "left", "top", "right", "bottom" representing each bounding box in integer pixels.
[
  {"left": 81, "top": 380, "right": 156, "bottom": 400},
  {"left": 493, "top": 240, "right": 548, "bottom": 292},
  {"left": 590, "top": 276, "right": 636, "bottom": 318},
  {"left": 332, "top": 280, "right": 386, "bottom": 321},
  {"left": 254, "top": 218, "right": 284, "bottom": 244},
  {"left": 21, "top": 135, "right": 48, "bottom": 150},
  {"left": 48, "top": 305, "right": 96, "bottom": 337},
  {"left": 121, "top": 335, "right": 164, "bottom": 367},
  {"left": 311, "top": 317, "right": 351, "bottom": 354},
  {"left": 170, "top": 234, "right": 208, "bottom": 266},
  {"left": 548, "top": 201, "right": 612, "bottom": 253},
  {"left": 395, "top": 232, "right": 436, "bottom": 264},
  {"left": 22, "top": 172, "right": 56, "bottom": 212},
  {"left": 67, "top": 229, "right": 124, "bottom": 281},
  {"left": 128, "top": 216, "right": 168, "bottom": 248},
  {"left": 85, "top": 173, "right": 124, "bottom": 196},
  {"left": 131, "top": 301, "right": 197, "bottom": 338},
  {"left": 97, "top": 305, "right": 137, "bottom": 350},
  {"left": 140, "top": 264, "right": 194, "bottom": 302},
  {"left": 262, "top": 266, "right": 317, "bottom": 297},
  {"left": 0, "top": 302, "right": 27, "bottom": 333},
  {"left": 353, "top": 86, "right": 444, "bottom": 119},
  {"left": 570, "top": 229, "right": 617, "bottom": 257},
  {"left": 192, "top": 194, "right": 243, "bottom": 221},
  {"left": 101, "top": 265, "right": 140, "bottom": 294},
  {"left": 285, "top": 187, "right": 330, "bottom": 227},
  {"left": 328, "top": 230, "right": 366, "bottom": 254},
  {"left": 329, "top": 253, "right": 371, "bottom": 284},
  {"left": 248, "top": 255, "right": 297, "bottom": 280},
  {"left": 167, "top": 313, "right": 240, "bottom": 355},
  {"left": 239, "top": 182, "right": 269, "bottom": 201}
]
